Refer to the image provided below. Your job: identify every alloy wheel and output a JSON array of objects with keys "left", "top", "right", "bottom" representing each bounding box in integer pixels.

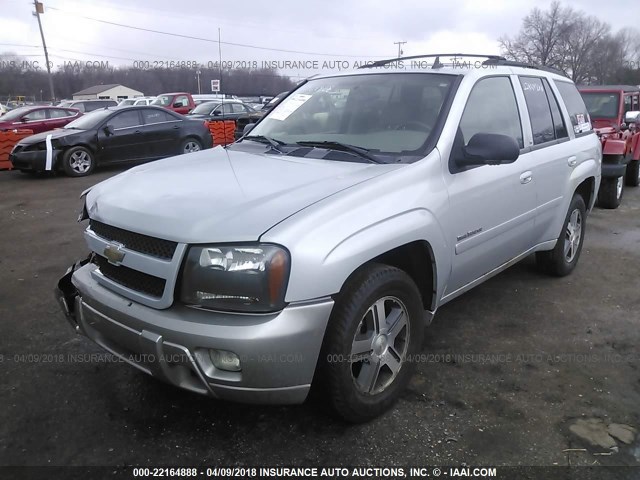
[
  {"left": 564, "top": 208, "right": 582, "bottom": 263},
  {"left": 69, "top": 151, "right": 91, "bottom": 173},
  {"left": 350, "top": 296, "right": 409, "bottom": 395}
]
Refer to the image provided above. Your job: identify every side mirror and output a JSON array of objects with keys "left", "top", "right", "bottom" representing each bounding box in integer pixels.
[
  {"left": 624, "top": 111, "right": 639, "bottom": 124},
  {"left": 243, "top": 123, "right": 256, "bottom": 136},
  {"left": 456, "top": 133, "right": 520, "bottom": 167},
  {"left": 173, "top": 102, "right": 182, "bottom": 108},
  {"left": 20, "top": 117, "right": 28, "bottom": 122},
  {"left": 212, "top": 110, "right": 222, "bottom": 116},
  {"left": 103, "top": 124, "right": 115, "bottom": 136},
  {"left": 620, "top": 123, "right": 629, "bottom": 132}
]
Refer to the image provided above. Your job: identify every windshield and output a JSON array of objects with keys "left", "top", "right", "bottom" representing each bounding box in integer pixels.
[
  {"left": 250, "top": 73, "right": 456, "bottom": 155},
  {"left": 64, "top": 109, "right": 113, "bottom": 130},
  {"left": 151, "top": 95, "right": 172, "bottom": 106},
  {"left": 581, "top": 92, "right": 620, "bottom": 119},
  {"left": 191, "top": 102, "right": 219, "bottom": 114},
  {"left": 1, "top": 107, "right": 31, "bottom": 122}
]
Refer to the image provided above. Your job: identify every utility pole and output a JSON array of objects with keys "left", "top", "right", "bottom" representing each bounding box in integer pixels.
[
  {"left": 33, "top": 0, "right": 55, "bottom": 102},
  {"left": 196, "top": 70, "right": 201, "bottom": 94},
  {"left": 393, "top": 41, "right": 407, "bottom": 58}
]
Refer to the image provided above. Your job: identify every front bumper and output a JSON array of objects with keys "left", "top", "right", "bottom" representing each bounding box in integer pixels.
[
  {"left": 10, "top": 149, "right": 59, "bottom": 171},
  {"left": 55, "top": 261, "right": 334, "bottom": 404}
]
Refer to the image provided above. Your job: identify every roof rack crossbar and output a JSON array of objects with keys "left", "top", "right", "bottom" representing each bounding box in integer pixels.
[{"left": 359, "top": 53, "right": 506, "bottom": 69}]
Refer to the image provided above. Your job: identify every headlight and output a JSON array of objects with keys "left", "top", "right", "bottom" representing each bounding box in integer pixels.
[{"left": 180, "top": 244, "right": 290, "bottom": 313}]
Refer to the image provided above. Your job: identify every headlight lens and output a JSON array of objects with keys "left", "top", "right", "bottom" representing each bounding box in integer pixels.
[{"left": 180, "top": 244, "right": 290, "bottom": 313}]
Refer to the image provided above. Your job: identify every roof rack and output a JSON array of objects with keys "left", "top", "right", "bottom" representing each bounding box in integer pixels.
[
  {"left": 359, "top": 53, "right": 506, "bottom": 69},
  {"left": 482, "top": 58, "right": 566, "bottom": 76},
  {"left": 359, "top": 54, "right": 567, "bottom": 77}
]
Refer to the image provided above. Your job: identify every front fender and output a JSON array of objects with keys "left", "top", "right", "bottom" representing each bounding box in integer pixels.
[
  {"left": 602, "top": 139, "right": 627, "bottom": 157},
  {"left": 260, "top": 155, "right": 450, "bottom": 305}
]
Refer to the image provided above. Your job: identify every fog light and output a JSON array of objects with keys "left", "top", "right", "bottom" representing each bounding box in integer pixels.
[{"left": 209, "top": 349, "right": 241, "bottom": 372}]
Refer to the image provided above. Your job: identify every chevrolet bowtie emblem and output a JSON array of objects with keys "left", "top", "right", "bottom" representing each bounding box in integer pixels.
[{"left": 104, "top": 243, "right": 126, "bottom": 264}]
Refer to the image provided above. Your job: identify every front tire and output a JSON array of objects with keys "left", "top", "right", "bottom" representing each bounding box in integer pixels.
[
  {"left": 321, "top": 264, "right": 424, "bottom": 423},
  {"left": 62, "top": 146, "right": 95, "bottom": 177},
  {"left": 597, "top": 175, "right": 624, "bottom": 209},
  {"left": 536, "top": 194, "right": 586, "bottom": 277},
  {"left": 626, "top": 160, "right": 640, "bottom": 187}
]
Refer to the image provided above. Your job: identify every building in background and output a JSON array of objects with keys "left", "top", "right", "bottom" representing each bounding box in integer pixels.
[{"left": 72, "top": 84, "right": 143, "bottom": 101}]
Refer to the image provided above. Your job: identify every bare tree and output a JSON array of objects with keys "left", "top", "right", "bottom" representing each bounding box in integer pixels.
[
  {"left": 499, "top": 1, "right": 572, "bottom": 68},
  {"left": 561, "top": 13, "right": 611, "bottom": 83}
]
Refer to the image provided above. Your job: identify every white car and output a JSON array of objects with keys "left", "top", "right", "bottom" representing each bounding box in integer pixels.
[
  {"left": 0, "top": 103, "right": 9, "bottom": 116},
  {"left": 118, "top": 97, "right": 156, "bottom": 107}
]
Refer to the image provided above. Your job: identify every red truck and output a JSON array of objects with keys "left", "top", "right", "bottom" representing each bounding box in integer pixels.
[
  {"left": 579, "top": 85, "right": 640, "bottom": 208},
  {"left": 151, "top": 92, "right": 195, "bottom": 115}
]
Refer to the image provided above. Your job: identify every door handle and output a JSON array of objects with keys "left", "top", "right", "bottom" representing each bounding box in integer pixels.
[
  {"left": 134, "top": 130, "right": 142, "bottom": 134},
  {"left": 520, "top": 171, "right": 533, "bottom": 184},
  {"left": 173, "top": 125, "right": 180, "bottom": 129},
  {"left": 568, "top": 156, "right": 577, "bottom": 167}
]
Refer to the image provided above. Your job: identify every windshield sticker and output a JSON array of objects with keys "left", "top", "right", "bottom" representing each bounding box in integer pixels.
[
  {"left": 576, "top": 113, "right": 585, "bottom": 125},
  {"left": 269, "top": 93, "right": 312, "bottom": 121}
]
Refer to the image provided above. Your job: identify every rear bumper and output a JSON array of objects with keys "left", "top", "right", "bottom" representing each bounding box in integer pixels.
[{"left": 55, "top": 260, "right": 333, "bottom": 405}]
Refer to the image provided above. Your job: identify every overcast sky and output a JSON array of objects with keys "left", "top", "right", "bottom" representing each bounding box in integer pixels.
[{"left": 2, "top": 0, "right": 638, "bottom": 84}]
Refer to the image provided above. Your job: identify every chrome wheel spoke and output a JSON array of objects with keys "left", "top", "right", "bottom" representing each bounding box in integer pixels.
[
  {"left": 384, "top": 347, "right": 402, "bottom": 375},
  {"left": 351, "top": 337, "right": 373, "bottom": 357},
  {"left": 356, "top": 357, "right": 381, "bottom": 393},
  {"left": 386, "top": 308, "right": 406, "bottom": 342},
  {"left": 371, "top": 298, "right": 386, "bottom": 334}
]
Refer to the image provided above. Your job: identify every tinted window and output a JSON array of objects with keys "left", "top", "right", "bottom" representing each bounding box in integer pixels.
[
  {"left": 460, "top": 76, "right": 523, "bottom": 148},
  {"left": 49, "top": 108, "right": 75, "bottom": 118},
  {"left": 520, "top": 77, "right": 555, "bottom": 145},
  {"left": 142, "top": 109, "right": 176, "bottom": 124},
  {"left": 23, "top": 109, "right": 47, "bottom": 121},
  {"left": 64, "top": 109, "right": 113, "bottom": 130},
  {"left": 222, "top": 103, "right": 234, "bottom": 114},
  {"left": 543, "top": 79, "right": 568, "bottom": 139},
  {"left": 110, "top": 110, "right": 141, "bottom": 129},
  {"left": 232, "top": 103, "right": 247, "bottom": 113},
  {"left": 556, "top": 81, "right": 592, "bottom": 134}
]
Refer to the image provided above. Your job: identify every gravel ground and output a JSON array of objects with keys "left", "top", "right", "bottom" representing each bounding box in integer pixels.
[{"left": 0, "top": 166, "right": 638, "bottom": 472}]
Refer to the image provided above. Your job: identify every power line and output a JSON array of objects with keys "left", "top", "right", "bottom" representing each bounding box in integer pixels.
[{"left": 45, "top": 6, "right": 385, "bottom": 58}]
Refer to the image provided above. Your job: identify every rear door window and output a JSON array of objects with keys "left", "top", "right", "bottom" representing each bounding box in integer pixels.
[
  {"left": 554, "top": 81, "right": 592, "bottom": 135},
  {"left": 519, "top": 77, "right": 555, "bottom": 145},
  {"left": 543, "top": 79, "right": 568, "bottom": 140},
  {"left": 142, "top": 109, "right": 176, "bottom": 124}
]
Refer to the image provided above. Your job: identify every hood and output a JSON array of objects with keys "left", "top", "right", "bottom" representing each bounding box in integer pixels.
[
  {"left": 17, "top": 128, "right": 82, "bottom": 145},
  {"left": 85, "top": 147, "right": 401, "bottom": 243}
]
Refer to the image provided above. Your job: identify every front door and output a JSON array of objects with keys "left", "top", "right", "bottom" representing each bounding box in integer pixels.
[
  {"left": 441, "top": 76, "right": 537, "bottom": 298},
  {"left": 97, "top": 109, "right": 145, "bottom": 163}
]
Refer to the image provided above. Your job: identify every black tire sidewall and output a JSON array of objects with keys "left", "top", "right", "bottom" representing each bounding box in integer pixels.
[
  {"left": 62, "top": 146, "right": 95, "bottom": 177},
  {"left": 322, "top": 264, "right": 423, "bottom": 422}
]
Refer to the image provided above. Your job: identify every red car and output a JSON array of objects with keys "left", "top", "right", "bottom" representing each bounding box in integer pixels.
[
  {"left": 151, "top": 92, "right": 195, "bottom": 115},
  {"left": 0, "top": 106, "right": 82, "bottom": 134}
]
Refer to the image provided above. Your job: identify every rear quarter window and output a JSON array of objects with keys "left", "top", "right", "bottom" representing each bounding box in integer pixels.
[{"left": 554, "top": 81, "right": 592, "bottom": 135}]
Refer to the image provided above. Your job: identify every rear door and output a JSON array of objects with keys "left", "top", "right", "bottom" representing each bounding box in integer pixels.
[
  {"left": 441, "top": 75, "right": 538, "bottom": 298},
  {"left": 516, "top": 76, "right": 572, "bottom": 244},
  {"left": 139, "top": 109, "right": 182, "bottom": 157},
  {"left": 47, "top": 108, "right": 80, "bottom": 130},
  {"left": 97, "top": 109, "right": 145, "bottom": 163}
]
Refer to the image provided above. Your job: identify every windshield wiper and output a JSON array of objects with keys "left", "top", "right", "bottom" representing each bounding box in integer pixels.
[
  {"left": 296, "top": 141, "right": 382, "bottom": 163},
  {"left": 243, "top": 135, "right": 286, "bottom": 153}
]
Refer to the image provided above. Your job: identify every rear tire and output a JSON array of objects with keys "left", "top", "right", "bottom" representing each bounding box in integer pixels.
[
  {"left": 597, "top": 176, "right": 624, "bottom": 209},
  {"left": 626, "top": 159, "right": 640, "bottom": 187},
  {"left": 536, "top": 194, "right": 586, "bottom": 277},
  {"left": 180, "top": 138, "right": 202, "bottom": 154},
  {"left": 320, "top": 263, "right": 424, "bottom": 423},
  {"left": 62, "top": 146, "right": 95, "bottom": 177}
]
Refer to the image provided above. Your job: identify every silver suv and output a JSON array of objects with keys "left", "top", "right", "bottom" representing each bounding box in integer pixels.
[{"left": 56, "top": 55, "right": 601, "bottom": 422}]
